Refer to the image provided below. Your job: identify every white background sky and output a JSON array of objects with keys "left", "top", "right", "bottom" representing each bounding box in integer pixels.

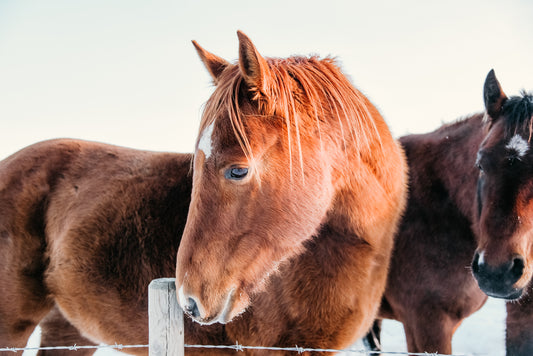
[{"left": 1, "top": 0, "right": 532, "bottom": 160}]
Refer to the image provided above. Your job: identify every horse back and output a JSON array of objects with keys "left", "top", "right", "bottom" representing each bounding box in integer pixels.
[{"left": 0, "top": 138, "right": 193, "bottom": 302}]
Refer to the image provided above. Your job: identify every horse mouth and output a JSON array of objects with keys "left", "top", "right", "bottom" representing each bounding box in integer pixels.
[
  {"left": 179, "top": 286, "right": 243, "bottom": 325},
  {"left": 475, "top": 279, "right": 525, "bottom": 301},
  {"left": 217, "top": 288, "right": 238, "bottom": 324},
  {"left": 483, "top": 287, "right": 524, "bottom": 301}
]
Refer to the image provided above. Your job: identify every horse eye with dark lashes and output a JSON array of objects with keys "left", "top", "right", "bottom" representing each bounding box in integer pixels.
[{"left": 225, "top": 167, "right": 249, "bottom": 180}]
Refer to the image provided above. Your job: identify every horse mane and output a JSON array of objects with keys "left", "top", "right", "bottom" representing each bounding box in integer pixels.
[
  {"left": 501, "top": 90, "right": 533, "bottom": 140},
  {"left": 199, "top": 56, "right": 381, "bottom": 171}
]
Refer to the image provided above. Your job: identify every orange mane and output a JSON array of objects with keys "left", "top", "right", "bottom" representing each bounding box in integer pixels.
[{"left": 199, "top": 56, "right": 383, "bottom": 175}]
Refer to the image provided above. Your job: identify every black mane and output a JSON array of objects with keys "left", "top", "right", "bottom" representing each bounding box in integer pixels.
[{"left": 502, "top": 91, "right": 533, "bottom": 138}]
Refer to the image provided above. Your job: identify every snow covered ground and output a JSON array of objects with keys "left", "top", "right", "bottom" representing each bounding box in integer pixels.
[
  {"left": 378, "top": 297, "right": 506, "bottom": 356},
  {"left": 23, "top": 297, "right": 505, "bottom": 356}
]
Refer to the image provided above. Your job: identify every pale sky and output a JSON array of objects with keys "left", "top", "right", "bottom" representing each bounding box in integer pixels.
[{"left": 1, "top": 0, "right": 532, "bottom": 160}]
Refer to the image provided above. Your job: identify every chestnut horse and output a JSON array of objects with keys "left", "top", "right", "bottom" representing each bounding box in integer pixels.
[
  {"left": 372, "top": 70, "right": 533, "bottom": 355},
  {"left": 175, "top": 31, "right": 407, "bottom": 352},
  {"left": 0, "top": 32, "right": 407, "bottom": 355},
  {"left": 0, "top": 138, "right": 195, "bottom": 356}
]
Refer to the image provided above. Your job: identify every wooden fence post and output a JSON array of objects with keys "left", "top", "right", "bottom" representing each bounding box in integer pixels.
[{"left": 149, "top": 278, "right": 185, "bottom": 356}]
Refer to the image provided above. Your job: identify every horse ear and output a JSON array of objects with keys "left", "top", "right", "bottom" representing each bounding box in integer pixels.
[
  {"left": 237, "top": 30, "right": 270, "bottom": 95},
  {"left": 192, "top": 40, "right": 230, "bottom": 85},
  {"left": 483, "top": 69, "right": 508, "bottom": 120}
]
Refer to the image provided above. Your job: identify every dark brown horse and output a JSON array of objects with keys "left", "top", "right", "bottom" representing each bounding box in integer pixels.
[
  {"left": 374, "top": 70, "right": 533, "bottom": 355},
  {"left": 175, "top": 31, "right": 407, "bottom": 353},
  {"left": 472, "top": 70, "right": 533, "bottom": 355},
  {"left": 0, "top": 32, "right": 408, "bottom": 355}
]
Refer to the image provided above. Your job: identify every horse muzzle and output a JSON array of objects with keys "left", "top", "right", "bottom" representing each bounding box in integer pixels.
[
  {"left": 177, "top": 284, "right": 240, "bottom": 325},
  {"left": 471, "top": 251, "right": 526, "bottom": 300}
]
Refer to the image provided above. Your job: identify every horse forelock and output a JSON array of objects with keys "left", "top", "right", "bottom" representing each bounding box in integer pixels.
[
  {"left": 198, "top": 56, "right": 383, "bottom": 177},
  {"left": 200, "top": 66, "right": 253, "bottom": 160},
  {"left": 501, "top": 91, "right": 533, "bottom": 141}
]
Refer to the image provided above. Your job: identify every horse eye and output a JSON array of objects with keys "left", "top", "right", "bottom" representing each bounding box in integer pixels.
[{"left": 225, "top": 167, "right": 249, "bottom": 180}]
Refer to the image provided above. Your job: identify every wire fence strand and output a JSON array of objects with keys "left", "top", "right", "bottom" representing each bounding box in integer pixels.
[
  {"left": 0, "top": 343, "right": 148, "bottom": 353},
  {"left": 0, "top": 342, "right": 479, "bottom": 355}
]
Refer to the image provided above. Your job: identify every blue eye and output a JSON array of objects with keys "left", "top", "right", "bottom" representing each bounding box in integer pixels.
[{"left": 225, "top": 167, "right": 249, "bottom": 180}]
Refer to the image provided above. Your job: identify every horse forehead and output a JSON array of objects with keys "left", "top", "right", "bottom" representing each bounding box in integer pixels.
[
  {"left": 506, "top": 134, "right": 529, "bottom": 158},
  {"left": 197, "top": 121, "right": 215, "bottom": 159}
]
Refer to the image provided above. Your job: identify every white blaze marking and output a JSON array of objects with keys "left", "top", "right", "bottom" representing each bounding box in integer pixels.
[
  {"left": 506, "top": 134, "right": 529, "bottom": 158},
  {"left": 197, "top": 122, "right": 215, "bottom": 159}
]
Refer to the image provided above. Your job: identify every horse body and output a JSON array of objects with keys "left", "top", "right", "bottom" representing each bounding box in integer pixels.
[
  {"left": 379, "top": 71, "right": 533, "bottom": 355},
  {"left": 380, "top": 114, "right": 488, "bottom": 353},
  {"left": 0, "top": 138, "right": 196, "bottom": 354},
  {"left": 176, "top": 32, "right": 408, "bottom": 353}
]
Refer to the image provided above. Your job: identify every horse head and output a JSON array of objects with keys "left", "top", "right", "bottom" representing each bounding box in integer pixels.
[{"left": 472, "top": 69, "right": 533, "bottom": 300}]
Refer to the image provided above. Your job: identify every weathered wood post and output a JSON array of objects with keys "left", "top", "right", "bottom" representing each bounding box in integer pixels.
[{"left": 149, "top": 278, "right": 185, "bottom": 356}]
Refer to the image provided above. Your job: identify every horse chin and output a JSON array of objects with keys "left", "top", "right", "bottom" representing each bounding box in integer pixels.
[
  {"left": 216, "top": 287, "right": 250, "bottom": 324},
  {"left": 483, "top": 287, "right": 524, "bottom": 301}
]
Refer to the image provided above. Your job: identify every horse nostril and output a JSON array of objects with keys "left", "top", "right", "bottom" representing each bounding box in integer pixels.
[
  {"left": 509, "top": 256, "right": 525, "bottom": 280},
  {"left": 184, "top": 297, "right": 201, "bottom": 318}
]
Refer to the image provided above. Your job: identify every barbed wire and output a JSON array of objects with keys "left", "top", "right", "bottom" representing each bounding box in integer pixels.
[
  {"left": 0, "top": 343, "right": 148, "bottom": 353},
  {"left": 0, "top": 342, "right": 477, "bottom": 355},
  {"left": 184, "top": 342, "right": 469, "bottom": 355}
]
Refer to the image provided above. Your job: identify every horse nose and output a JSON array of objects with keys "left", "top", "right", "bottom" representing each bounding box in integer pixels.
[
  {"left": 472, "top": 251, "right": 525, "bottom": 283},
  {"left": 472, "top": 251, "right": 526, "bottom": 299},
  {"left": 177, "top": 285, "right": 202, "bottom": 319},
  {"left": 509, "top": 255, "right": 525, "bottom": 281}
]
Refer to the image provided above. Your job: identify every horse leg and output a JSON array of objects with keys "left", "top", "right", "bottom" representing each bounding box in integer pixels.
[
  {"left": 403, "top": 315, "right": 456, "bottom": 355},
  {"left": 0, "top": 273, "right": 53, "bottom": 354},
  {"left": 506, "top": 297, "right": 533, "bottom": 356},
  {"left": 37, "top": 306, "right": 97, "bottom": 356},
  {"left": 362, "top": 319, "right": 382, "bottom": 352},
  {"left": 0, "top": 237, "right": 54, "bottom": 354},
  {"left": 0, "top": 292, "right": 52, "bottom": 353},
  {"left": 402, "top": 324, "right": 418, "bottom": 355}
]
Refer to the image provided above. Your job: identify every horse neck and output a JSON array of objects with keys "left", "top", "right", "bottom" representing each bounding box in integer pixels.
[
  {"left": 323, "top": 108, "right": 408, "bottom": 250},
  {"left": 402, "top": 113, "right": 486, "bottom": 221}
]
